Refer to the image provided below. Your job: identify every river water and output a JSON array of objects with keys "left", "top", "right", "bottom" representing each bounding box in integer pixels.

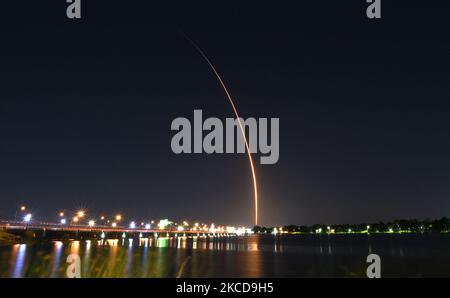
[{"left": 0, "top": 234, "right": 449, "bottom": 278}]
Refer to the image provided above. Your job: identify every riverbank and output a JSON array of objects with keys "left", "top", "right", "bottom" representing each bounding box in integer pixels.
[{"left": 0, "top": 230, "right": 21, "bottom": 246}]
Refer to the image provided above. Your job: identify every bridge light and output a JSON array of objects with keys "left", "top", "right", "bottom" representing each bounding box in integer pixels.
[
  {"left": 73, "top": 216, "right": 79, "bottom": 223},
  {"left": 77, "top": 211, "right": 85, "bottom": 218},
  {"left": 177, "top": 226, "right": 184, "bottom": 232},
  {"left": 88, "top": 220, "right": 95, "bottom": 227},
  {"left": 115, "top": 215, "right": 122, "bottom": 221},
  {"left": 60, "top": 219, "right": 67, "bottom": 225},
  {"left": 100, "top": 216, "right": 105, "bottom": 220},
  {"left": 129, "top": 221, "right": 136, "bottom": 229},
  {"left": 59, "top": 212, "right": 64, "bottom": 217},
  {"left": 23, "top": 213, "right": 32, "bottom": 222},
  {"left": 20, "top": 206, "right": 27, "bottom": 211},
  {"left": 145, "top": 224, "right": 151, "bottom": 229},
  {"left": 112, "top": 222, "right": 117, "bottom": 228}
]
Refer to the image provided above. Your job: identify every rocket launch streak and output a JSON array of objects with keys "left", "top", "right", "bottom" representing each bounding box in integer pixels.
[{"left": 183, "top": 34, "right": 259, "bottom": 226}]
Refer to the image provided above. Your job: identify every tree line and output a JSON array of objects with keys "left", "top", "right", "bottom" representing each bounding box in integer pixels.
[{"left": 253, "top": 217, "right": 450, "bottom": 234}]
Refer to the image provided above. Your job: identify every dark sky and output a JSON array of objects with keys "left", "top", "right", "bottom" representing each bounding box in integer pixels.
[{"left": 0, "top": 1, "right": 449, "bottom": 226}]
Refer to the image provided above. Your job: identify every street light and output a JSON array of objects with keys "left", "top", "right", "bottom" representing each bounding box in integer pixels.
[
  {"left": 129, "top": 221, "right": 136, "bottom": 229},
  {"left": 60, "top": 219, "right": 67, "bottom": 225},
  {"left": 115, "top": 215, "right": 122, "bottom": 221},
  {"left": 77, "top": 211, "right": 85, "bottom": 218},
  {"left": 73, "top": 216, "right": 79, "bottom": 223},
  {"left": 88, "top": 220, "right": 95, "bottom": 227},
  {"left": 15, "top": 205, "right": 28, "bottom": 221},
  {"left": 59, "top": 212, "right": 64, "bottom": 217},
  {"left": 23, "top": 213, "right": 32, "bottom": 223}
]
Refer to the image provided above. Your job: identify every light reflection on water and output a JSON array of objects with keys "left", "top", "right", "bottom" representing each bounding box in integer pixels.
[
  {"left": 12, "top": 244, "right": 27, "bottom": 278},
  {"left": 0, "top": 234, "right": 449, "bottom": 278}
]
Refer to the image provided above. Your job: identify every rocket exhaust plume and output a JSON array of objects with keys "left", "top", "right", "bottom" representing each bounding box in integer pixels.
[{"left": 181, "top": 32, "right": 259, "bottom": 226}]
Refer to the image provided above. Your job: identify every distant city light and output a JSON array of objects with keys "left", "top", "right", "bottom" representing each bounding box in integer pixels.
[
  {"left": 88, "top": 220, "right": 95, "bottom": 227},
  {"left": 129, "top": 221, "right": 136, "bottom": 229},
  {"left": 60, "top": 219, "right": 67, "bottom": 225},
  {"left": 77, "top": 211, "right": 85, "bottom": 218},
  {"left": 20, "top": 206, "right": 26, "bottom": 211},
  {"left": 73, "top": 216, "right": 79, "bottom": 223},
  {"left": 100, "top": 216, "right": 105, "bottom": 220},
  {"left": 236, "top": 227, "right": 246, "bottom": 236},
  {"left": 112, "top": 222, "right": 117, "bottom": 228},
  {"left": 145, "top": 224, "right": 151, "bottom": 229},
  {"left": 177, "top": 226, "right": 184, "bottom": 232},
  {"left": 158, "top": 219, "right": 172, "bottom": 229},
  {"left": 23, "top": 213, "right": 32, "bottom": 222},
  {"left": 226, "top": 226, "right": 236, "bottom": 234},
  {"left": 115, "top": 215, "right": 122, "bottom": 221}
]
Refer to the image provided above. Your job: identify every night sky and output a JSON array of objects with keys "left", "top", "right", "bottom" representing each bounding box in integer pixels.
[{"left": 0, "top": 1, "right": 449, "bottom": 226}]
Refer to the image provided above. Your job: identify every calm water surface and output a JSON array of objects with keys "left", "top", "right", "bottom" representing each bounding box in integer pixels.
[{"left": 1, "top": 234, "right": 449, "bottom": 278}]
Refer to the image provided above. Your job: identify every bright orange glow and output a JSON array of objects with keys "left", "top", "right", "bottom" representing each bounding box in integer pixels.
[
  {"left": 185, "top": 36, "right": 259, "bottom": 225},
  {"left": 77, "top": 211, "right": 85, "bottom": 218},
  {"left": 115, "top": 215, "right": 122, "bottom": 221},
  {"left": 73, "top": 217, "right": 79, "bottom": 222}
]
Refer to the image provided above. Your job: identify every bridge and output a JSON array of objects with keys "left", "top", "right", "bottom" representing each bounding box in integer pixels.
[{"left": 0, "top": 220, "right": 235, "bottom": 240}]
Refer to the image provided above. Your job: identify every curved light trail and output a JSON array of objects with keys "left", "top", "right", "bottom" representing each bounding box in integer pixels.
[{"left": 182, "top": 33, "right": 259, "bottom": 226}]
